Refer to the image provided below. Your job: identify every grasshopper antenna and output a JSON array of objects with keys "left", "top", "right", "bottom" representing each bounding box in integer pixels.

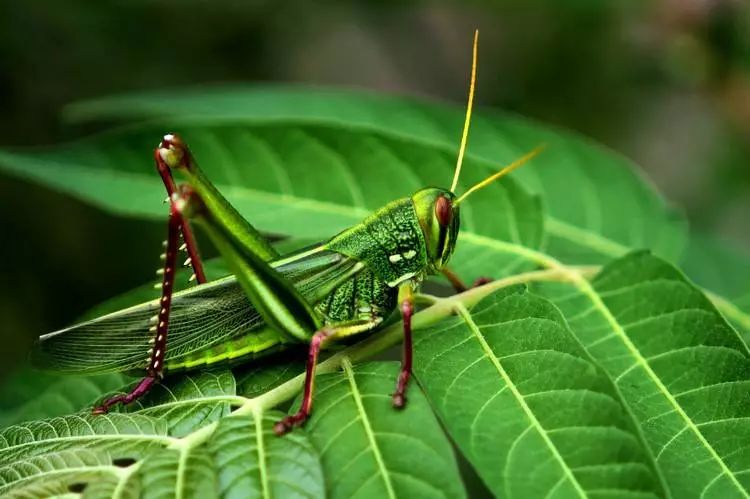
[
  {"left": 450, "top": 29, "right": 479, "bottom": 193},
  {"left": 455, "top": 145, "right": 546, "bottom": 205}
]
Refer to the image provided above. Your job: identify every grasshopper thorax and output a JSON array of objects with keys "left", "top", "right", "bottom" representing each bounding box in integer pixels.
[{"left": 412, "top": 187, "right": 460, "bottom": 273}]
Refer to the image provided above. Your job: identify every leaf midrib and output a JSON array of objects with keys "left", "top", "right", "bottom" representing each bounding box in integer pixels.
[
  {"left": 3, "top": 150, "right": 645, "bottom": 264},
  {"left": 341, "top": 358, "right": 396, "bottom": 499},
  {"left": 0, "top": 432, "right": 176, "bottom": 459},
  {"left": 253, "top": 409, "right": 271, "bottom": 499},
  {"left": 454, "top": 304, "right": 587, "bottom": 499},
  {"left": 571, "top": 276, "right": 750, "bottom": 497}
]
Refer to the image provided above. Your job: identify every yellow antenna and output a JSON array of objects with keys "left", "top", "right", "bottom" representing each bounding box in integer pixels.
[
  {"left": 450, "top": 29, "right": 479, "bottom": 193},
  {"left": 455, "top": 145, "right": 546, "bottom": 205}
]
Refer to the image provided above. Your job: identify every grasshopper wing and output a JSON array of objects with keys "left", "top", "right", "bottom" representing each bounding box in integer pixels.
[{"left": 32, "top": 247, "right": 361, "bottom": 374}]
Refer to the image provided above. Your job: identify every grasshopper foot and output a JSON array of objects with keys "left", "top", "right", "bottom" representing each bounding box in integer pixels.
[
  {"left": 392, "top": 392, "right": 407, "bottom": 409},
  {"left": 472, "top": 276, "right": 492, "bottom": 288},
  {"left": 274, "top": 412, "right": 309, "bottom": 436},
  {"left": 91, "top": 376, "right": 157, "bottom": 415},
  {"left": 391, "top": 367, "right": 410, "bottom": 410}
]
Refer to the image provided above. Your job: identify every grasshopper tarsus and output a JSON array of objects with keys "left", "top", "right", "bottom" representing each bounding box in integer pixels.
[
  {"left": 273, "top": 413, "right": 308, "bottom": 436},
  {"left": 92, "top": 376, "right": 158, "bottom": 415},
  {"left": 442, "top": 268, "right": 494, "bottom": 293},
  {"left": 472, "top": 276, "right": 493, "bottom": 288},
  {"left": 391, "top": 392, "right": 407, "bottom": 409},
  {"left": 91, "top": 406, "right": 108, "bottom": 416}
]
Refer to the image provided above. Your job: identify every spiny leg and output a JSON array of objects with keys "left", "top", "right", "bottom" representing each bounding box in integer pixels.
[
  {"left": 441, "top": 267, "right": 491, "bottom": 293},
  {"left": 392, "top": 283, "right": 414, "bottom": 408},
  {"left": 274, "top": 319, "right": 381, "bottom": 436},
  {"left": 92, "top": 196, "right": 183, "bottom": 414},
  {"left": 156, "top": 134, "right": 207, "bottom": 284}
]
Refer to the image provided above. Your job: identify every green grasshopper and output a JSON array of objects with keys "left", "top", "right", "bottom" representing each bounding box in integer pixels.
[{"left": 31, "top": 31, "right": 542, "bottom": 434}]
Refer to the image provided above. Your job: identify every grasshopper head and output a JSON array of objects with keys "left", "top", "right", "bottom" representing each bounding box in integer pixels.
[{"left": 412, "top": 188, "right": 460, "bottom": 272}]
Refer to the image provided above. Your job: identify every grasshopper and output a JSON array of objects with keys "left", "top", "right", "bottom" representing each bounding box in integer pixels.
[{"left": 31, "top": 31, "right": 542, "bottom": 435}]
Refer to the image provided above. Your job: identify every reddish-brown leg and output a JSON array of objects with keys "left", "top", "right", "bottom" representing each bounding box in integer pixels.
[
  {"left": 471, "top": 276, "right": 492, "bottom": 288},
  {"left": 155, "top": 134, "right": 207, "bottom": 285},
  {"left": 92, "top": 198, "right": 183, "bottom": 414},
  {"left": 92, "top": 376, "right": 158, "bottom": 415},
  {"left": 392, "top": 296, "right": 414, "bottom": 408},
  {"left": 274, "top": 328, "right": 333, "bottom": 435},
  {"left": 441, "top": 268, "right": 492, "bottom": 293}
]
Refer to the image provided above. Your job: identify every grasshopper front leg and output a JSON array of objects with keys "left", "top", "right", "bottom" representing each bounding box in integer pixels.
[{"left": 441, "top": 267, "right": 492, "bottom": 293}]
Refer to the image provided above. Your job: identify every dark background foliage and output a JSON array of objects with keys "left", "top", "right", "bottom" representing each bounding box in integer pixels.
[{"left": 0, "top": 0, "right": 748, "bottom": 378}]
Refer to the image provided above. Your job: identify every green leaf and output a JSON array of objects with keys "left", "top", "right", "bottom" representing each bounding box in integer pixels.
[
  {"left": 63, "top": 86, "right": 686, "bottom": 261},
  {"left": 135, "top": 447, "right": 216, "bottom": 499},
  {"left": 535, "top": 251, "right": 750, "bottom": 498},
  {"left": 109, "top": 371, "right": 239, "bottom": 437},
  {"left": 234, "top": 359, "right": 306, "bottom": 398},
  {"left": 414, "top": 285, "right": 664, "bottom": 498},
  {"left": 0, "top": 369, "right": 129, "bottom": 427},
  {"left": 0, "top": 449, "right": 119, "bottom": 499},
  {"left": 0, "top": 413, "right": 171, "bottom": 463},
  {"left": 679, "top": 233, "right": 750, "bottom": 336},
  {"left": 1, "top": 87, "right": 747, "bottom": 497},
  {"left": 0, "top": 87, "right": 682, "bottom": 279},
  {"left": 0, "top": 364, "right": 328, "bottom": 498},
  {"left": 301, "top": 361, "right": 466, "bottom": 499},
  {"left": 207, "top": 412, "right": 324, "bottom": 499}
]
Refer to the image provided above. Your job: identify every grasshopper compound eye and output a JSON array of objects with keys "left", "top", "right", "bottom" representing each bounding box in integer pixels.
[{"left": 435, "top": 195, "right": 452, "bottom": 226}]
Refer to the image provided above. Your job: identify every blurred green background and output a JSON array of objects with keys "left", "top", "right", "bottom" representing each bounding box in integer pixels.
[{"left": 0, "top": 0, "right": 748, "bottom": 378}]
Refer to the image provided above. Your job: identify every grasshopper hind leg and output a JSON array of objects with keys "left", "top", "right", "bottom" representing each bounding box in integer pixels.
[
  {"left": 92, "top": 140, "right": 209, "bottom": 414},
  {"left": 156, "top": 134, "right": 207, "bottom": 284},
  {"left": 92, "top": 376, "right": 157, "bottom": 415}
]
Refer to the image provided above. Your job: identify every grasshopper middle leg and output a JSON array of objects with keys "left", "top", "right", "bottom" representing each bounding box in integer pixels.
[
  {"left": 273, "top": 319, "right": 382, "bottom": 436},
  {"left": 392, "top": 283, "right": 415, "bottom": 408}
]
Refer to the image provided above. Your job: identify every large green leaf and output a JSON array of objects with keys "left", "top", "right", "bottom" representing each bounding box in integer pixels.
[
  {"left": 4, "top": 87, "right": 744, "bottom": 334},
  {"left": 415, "top": 285, "right": 664, "bottom": 498},
  {"left": 0, "top": 87, "right": 683, "bottom": 276},
  {"left": 0, "top": 367, "right": 327, "bottom": 498},
  {"left": 207, "top": 412, "right": 324, "bottom": 499},
  {"left": 109, "top": 370, "right": 238, "bottom": 437},
  {"left": 0, "top": 449, "right": 117, "bottom": 498},
  {"left": 63, "top": 86, "right": 686, "bottom": 262},
  {"left": 534, "top": 252, "right": 750, "bottom": 498},
  {"left": 1, "top": 87, "right": 747, "bottom": 497},
  {"left": 301, "top": 361, "right": 466, "bottom": 499},
  {"left": 0, "top": 413, "right": 170, "bottom": 464},
  {"left": 0, "top": 369, "right": 128, "bottom": 427}
]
